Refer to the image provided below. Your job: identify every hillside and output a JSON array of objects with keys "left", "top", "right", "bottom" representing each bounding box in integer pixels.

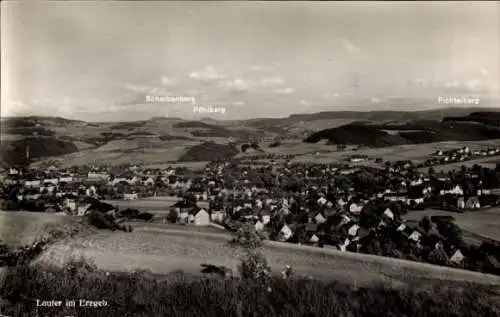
[
  {"left": 0, "top": 137, "right": 79, "bottom": 166},
  {"left": 443, "top": 112, "right": 500, "bottom": 127},
  {"left": 178, "top": 141, "right": 240, "bottom": 162},
  {"left": 304, "top": 112, "right": 500, "bottom": 147},
  {"left": 3, "top": 108, "right": 500, "bottom": 167}
]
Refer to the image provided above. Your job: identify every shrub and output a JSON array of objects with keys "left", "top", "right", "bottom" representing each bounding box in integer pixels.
[
  {"left": 230, "top": 222, "right": 263, "bottom": 249},
  {"left": 238, "top": 250, "right": 272, "bottom": 280},
  {"left": 1, "top": 261, "right": 500, "bottom": 317}
]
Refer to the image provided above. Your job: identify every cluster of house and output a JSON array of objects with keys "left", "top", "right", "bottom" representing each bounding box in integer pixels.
[{"left": 420, "top": 146, "right": 500, "bottom": 168}]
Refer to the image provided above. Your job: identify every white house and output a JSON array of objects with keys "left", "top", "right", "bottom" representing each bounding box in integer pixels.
[
  {"left": 457, "top": 197, "right": 466, "bottom": 210},
  {"left": 383, "top": 208, "right": 394, "bottom": 220},
  {"left": 409, "top": 231, "right": 422, "bottom": 242},
  {"left": 254, "top": 220, "right": 265, "bottom": 231},
  {"left": 43, "top": 178, "right": 59, "bottom": 185},
  {"left": 397, "top": 224, "right": 407, "bottom": 232},
  {"left": 25, "top": 180, "right": 41, "bottom": 188},
  {"left": 349, "top": 203, "right": 363, "bottom": 214},
  {"left": 450, "top": 249, "right": 465, "bottom": 264},
  {"left": 279, "top": 224, "right": 293, "bottom": 241},
  {"left": 210, "top": 210, "right": 225, "bottom": 223},
  {"left": 59, "top": 176, "right": 73, "bottom": 183},
  {"left": 124, "top": 193, "right": 138, "bottom": 200},
  {"left": 77, "top": 204, "right": 92, "bottom": 216},
  {"left": 191, "top": 208, "right": 210, "bottom": 226},
  {"left": 143, "top": 177, "right": 155, "bottom": 186},
  {"left": 348, "top": 224, "right": 360, "bottom": 237},
  {"left": 314, "top": 212, "right": 326, "bottom": 224},
  {"left": 317, "top": 197, "right": 327, "bottom": 206},
  {"left": 262, "top": 214, "right": 271, "bottom": 225},
  {"left": 310, "top": 234, "right": 320, "bottom": 244},
  {"left": 63, "top": 198, "right": 77, "bottom": 212},
  {"left": 338, "top": 238, "right": 351, "bottom": 252},
  {"left": 8, "top": 168, "right": 19, "bottom": 176}
]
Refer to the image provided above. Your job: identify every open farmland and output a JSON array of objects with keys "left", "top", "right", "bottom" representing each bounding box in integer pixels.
[
  {"left": 291, "top": 139, "right": 500, "bottom": 165},
  {"left": 0, "top": 211, "right": 73, "bottom": 247},
  {"left": 402, "top": 208, "right": 500, "bottom": 243},
  {"left": 34, "top": 228, "right": 500, "bottom": 288},
  {"left": 103, "top": 198, "right": 209, "bottom": 213},
  {"left": 418, "top": 156, "right": 500, "bottom": 173}
]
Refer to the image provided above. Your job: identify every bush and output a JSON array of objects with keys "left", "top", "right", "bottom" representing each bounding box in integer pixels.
[
  {"left": 1, "top": 260, "right": 500, "bottom": 317},
  {"left": 230, "top": 222, "right": 264, "bottom": 249},
  {"left": 238, "top": 250, "right": 272, "bottom": 280}
]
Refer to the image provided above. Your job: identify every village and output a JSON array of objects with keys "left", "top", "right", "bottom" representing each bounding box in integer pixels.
[{"left": 2, "top": 145, "right": 500, "bottom": 276}]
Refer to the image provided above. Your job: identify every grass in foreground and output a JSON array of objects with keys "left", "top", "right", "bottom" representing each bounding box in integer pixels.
[{"left": 1, "top": 259, "right": 500, "bottom": 317}]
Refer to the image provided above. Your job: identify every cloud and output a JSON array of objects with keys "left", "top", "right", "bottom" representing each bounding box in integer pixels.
[
  {"left": 249, "top": 64, "right": 279, "bottom": 72},
  {"left": 371, "top": 98, "right": 381, "bottom": 104},
  {"left": 160, "top": 76, "right": 178, "bottom": 86},
  {"left": 338, "top": 37, "right": 362, "bottom": 55},
  {"left": 217, "top": 78, "right": 250, "bottom": 92},
  {"left": 260, "top": 77, "right": 285, "bottom": 86},
  {"left": 124, "top": 84, "right": 149, "bottom": 93},
  {"left": 466, "top": 78, "right": 482, "bottom": 91},
  {"left": 189, "top": 65, "right": 225, "bottom": 83},
  {"left": 415, "top": 78, "right": 427, "bottom": 86},
  {"left": 1, "top": 98, "right": 100, "bottom": 119},
  {"left": 444, "top": 80, "right": 460, "bottom": 89},
  {"left": 232, "top": 101, "right": 246, "bottom": 107},
  {"left": 273, "top": 87, "right": 294, "bottom": 95},
  {"left": 479, "top": 68, "right": 490, "bottom": 77},
  {"left": 322, "top": 92, "right": 340, "bottom": 99},
  {"left": 300, "top": 100, "right": 312, "bottom": 106}
]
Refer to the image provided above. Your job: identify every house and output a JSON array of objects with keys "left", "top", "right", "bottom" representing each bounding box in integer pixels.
[
  {"left": 63, "top": 198, "right": 77, "bottom": 212},
  {"left": 188, "top": 208, "right": 210, "bottom": 226},
  {"left": 449, "top": 249, "right": 465, "bottom": 264},
  {"left": 210, "top": 209, "right": 225, "bottom": 223},
  {"left": 88, "top": 171, "right": 110, "bottom": 180},
  {"left": 349, "top": 203, "right": 363, "bottom": 214},
  {"left": 317, "top": 196, "right": 327, "bottom": 206},
  {"left": 77, "top": 204, "right": 92, "bottom": 216},
  {"left": 25, "top": 180, "right": 41, "bottom": 188},
  {"left": 309, "top": 233, "right": 320, "bottom": 244},
  {"left": 338, "top": 238, "right": 351, "bottom": 252},
  {"left": 262, "top": 213, "right": 271, "bottom": 225},
  {"left": 279, "top": 224, "right": 294, "bottom": 241},
  {"left": 124, "top": 193, "right": 138, "bottom": 200},
  {"left": 143, "top": 177, "right": 155, "bottom": 186},
  {"left": 254, "top": 220, "right": 265, "bottom": 231},
  {"left": 457, "top": 197, "right": 466, "bottom": 210},
  {"left": 383, "top": 208, "right": 394, "bottom": 220},
  {"left": 409, "top": 230, "right": 422, "bottom": 242},
  {"left": 348, "top": 224, "right": 360, "bottom": 237},
  {"left": 465, "top": 197, "right": 480, "bottom": 209},
  {"left": 59, "top": 176, "right": 73, "bottom": 183},
  {"left": 313, "top": 212, "right": 327, "bottom": 224},
  {"left": 43, "top": 178, "right": 59, "bottom": 186}
]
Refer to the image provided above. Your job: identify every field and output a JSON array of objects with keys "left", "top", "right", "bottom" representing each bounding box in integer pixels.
[
  {"left": 290, "top": 139, "right": 500, "bottom": 165},
  {"left": 402, "top": 208, "right": 500, "bottom": 243},
  {"left": 4, "top": 210, "right": 500, "bottom": 291},
  {"left": 103, "top": 198, "right": 210, "bottom": 213},
  {"left": 32, "top": 227, "right": 500, "bottom": 288},
  {"left": 0, "top": 211, "right": 73, "bottom": 247}
]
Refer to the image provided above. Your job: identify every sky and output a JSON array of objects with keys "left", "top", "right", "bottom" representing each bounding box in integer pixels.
[{"left": 1, "top": 1, "right": 499, "bottom": 121}]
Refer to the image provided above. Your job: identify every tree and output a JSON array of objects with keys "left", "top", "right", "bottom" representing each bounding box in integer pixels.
[
  {"left": 428, "top": 248, "right": 449, "bottom": 266},
  {"left": 167, "top": 209, "right": 178, "bottom": 223},
  {"left": 420, "top": 216, "right": 432, "bottom": 233}
]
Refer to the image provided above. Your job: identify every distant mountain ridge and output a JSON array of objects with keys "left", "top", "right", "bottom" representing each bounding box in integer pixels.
[
  {"left": 2, "top": 107, "right": 500, "bottom": 166},
  {"left": 303, "top": 110, "right": 500, "bottom": 147}
]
